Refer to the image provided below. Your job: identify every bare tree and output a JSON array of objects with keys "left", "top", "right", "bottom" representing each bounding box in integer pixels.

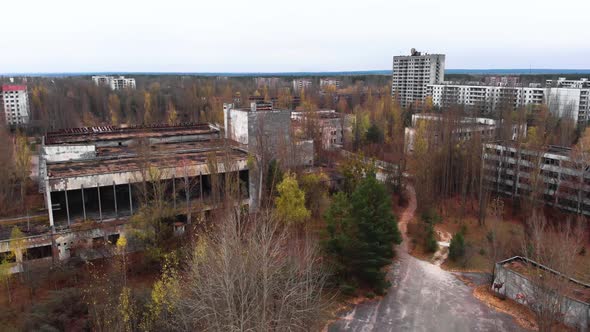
[
  {"left": 520, "top": 210, "right": 586, "bottom": 331},
  {"left": 170, "top": 208, "right": 329, "bottom": 331}
]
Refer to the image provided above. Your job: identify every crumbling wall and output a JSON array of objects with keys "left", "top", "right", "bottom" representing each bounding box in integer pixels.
[
  {"left": 43, "top": 145, "right": 96, "bottom": 162},
  {"left": 493, "top": 259, "right": 590, "bottom": 331}
]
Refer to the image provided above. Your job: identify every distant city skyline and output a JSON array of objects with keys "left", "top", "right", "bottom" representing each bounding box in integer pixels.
[{"left": 1, "top": 0, "right": 589, "bottom": 73}]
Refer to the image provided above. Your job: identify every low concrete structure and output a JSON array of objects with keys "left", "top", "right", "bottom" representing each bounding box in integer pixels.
[{"left": 493, "top": 256, "right": 590, "bottom": 330}]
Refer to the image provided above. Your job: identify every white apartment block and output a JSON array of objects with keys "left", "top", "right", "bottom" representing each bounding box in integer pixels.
[
  {"left": 426, "top": 84, "right": 545, "bottom": 113},
  {"left": 320, "top": 78, "right": 341, "bottom": 89},
  {"left": 391, "top": 48, "right": 445, "bottom": 108},
  {"left": 1, "top": 84, "right": 30, "bottom": 126},
  {"left": 92, "top": 75, "right": 136, "bottom": 90},
  {"left": 427, "top": 79, "right": 590, "bottom": 124},
  {"left": 292, "top": 78, "right": 312, "bottom": 91}
]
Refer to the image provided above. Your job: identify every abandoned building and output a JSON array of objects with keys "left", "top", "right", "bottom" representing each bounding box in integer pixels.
[
  {"left": 0, "top": 124, "right": 253, "bottom": 266},
  {"left": 482, "top": 142, "right": 590, "bottom": 215},
  {"left": 291, "top": 110, "right": 354, "bottom": 150},
  {"left": 223, "top": 101, "right": 314, "bottom": 167},
  {"left": 404, "top": 113, "right": 526, "bottom": 152},
  {"left": 40, "top": 123, "right": 252, "bottom": 229}
]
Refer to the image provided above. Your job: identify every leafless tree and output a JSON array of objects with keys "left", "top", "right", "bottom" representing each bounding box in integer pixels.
[
  {"left": 520, "top": 210, "right": 586, "bottom": 331},
  {"left": 169, "top": 208, "right": 329, "bottom": 332}
]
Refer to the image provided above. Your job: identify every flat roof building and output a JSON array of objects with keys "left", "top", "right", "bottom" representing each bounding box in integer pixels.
[
  {"left": 482, "top": 142, "right": 590, "bottom": 215},
  {"left": 292, "top": 78, "right": 313, "bottom": 91},
  {"left": 1, "top": 84, "right": 30, "bottom": 126},
  {"left": 427, "top": 82, "right": 590, "bottom": 124},
  {"left": 92, "top": 75, "right": 136, "bottom": 90},
  {"left": 40, "top": 123, "right": 252, "bottom": 229}
]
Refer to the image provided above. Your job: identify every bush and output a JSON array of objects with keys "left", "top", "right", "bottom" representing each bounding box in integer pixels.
[
  {"left": 366, "top": 291, "right": 376, "bottom": 299},
  {"left": 449, "top": 232, "right": 465, "bottom": 261},
  {"left": 459, "top": 223, "right": 468, "bottom": 235},
  {"left": 421, "top": 209, "right": 442, "bottom": 225},
  {"left": 425, "top": 224, "right": 438, "bottom": 253},
  {"left": 479, "top": 248, "right": 486, "bottom": 256},
  {"left": 340, "top": 283, "right": 357, "bottom": 296}
]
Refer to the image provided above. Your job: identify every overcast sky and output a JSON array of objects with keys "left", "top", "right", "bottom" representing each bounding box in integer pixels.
[{"left": 1, "top": 0, "right": 589, "bottom": 73}]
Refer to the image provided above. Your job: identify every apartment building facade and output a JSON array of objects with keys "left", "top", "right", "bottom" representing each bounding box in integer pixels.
[
  {"left": 320, "top": 78, "right": 342, "bottom": 89},
  {"left": 426, "top": 84, "right": 545, "bottom": 114},
  {"left": 292, "top": 78, "right": 313, "bottom": 91},
  {"left": 391, "top": 48, "right": 445, "bottom": 108},
  {"left": 482, "top": 142, "right": 590, "bottom": 215},
  {"left": 427, "top": 78, "right": 590, "bottom": 124},
  {"left": 1, "top": 84, "right": 30, "bottom": 126},
  {"left": 92, "top": 75, "right": 136, "bottom": 90}
]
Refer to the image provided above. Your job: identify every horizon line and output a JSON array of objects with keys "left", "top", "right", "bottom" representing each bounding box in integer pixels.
[{"left": 2, "top": 68, "right": 590, "bottom": 77}]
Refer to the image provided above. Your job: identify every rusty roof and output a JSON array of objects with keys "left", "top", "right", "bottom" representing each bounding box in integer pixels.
[
  {"left": 45, "top": 123, "right": 218, "bottom": 145},
  {"left": 46, "top": 139, "right": 247, "bottom": 179}
]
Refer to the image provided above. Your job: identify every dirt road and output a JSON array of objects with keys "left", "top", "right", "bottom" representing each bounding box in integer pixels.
[{"left": 328, "top": 186, "right": 524, "bottom": 332}]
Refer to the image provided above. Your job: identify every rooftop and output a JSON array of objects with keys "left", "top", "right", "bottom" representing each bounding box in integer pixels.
[
  {"left": 2, "top": 84, "right": 27, "bottom": 92},
  {"left": 45, "top": 123, "right": 218, "bottom": 145},
  {"left": 46, "top": 139, "right": 247, "bottom": 179}
]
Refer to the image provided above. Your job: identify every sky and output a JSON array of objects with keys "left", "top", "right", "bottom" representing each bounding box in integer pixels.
[{"left": 1, "top": 0, "right": 590, "bottom": 73}]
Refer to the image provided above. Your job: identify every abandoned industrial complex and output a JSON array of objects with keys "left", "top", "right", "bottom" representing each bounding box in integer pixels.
[
  {"left": 0, "top": 123, "right": 253, "bottom": 268},
  {"left": 0, "top": 100, "right": 364, "bottom": 269}
]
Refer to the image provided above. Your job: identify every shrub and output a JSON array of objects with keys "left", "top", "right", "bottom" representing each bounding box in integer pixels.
[
  {"left": 421, "top": 209, "right": 442, "bottom": 225},
  {"left": 25, "top": 288, "right": 88, "bottom": 331},
  {"left": 425, "top": 224, "right": 438, "bottom": 253},
  {"left": 449, "top": 232, "right": 465, "bottom": 261},
  {"left": 340, "top": 283, "right": 357, "bottom": 296}
]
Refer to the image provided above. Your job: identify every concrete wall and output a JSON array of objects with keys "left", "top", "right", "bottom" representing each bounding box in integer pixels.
[
  {"left": 223, "top": 106, "right": 249, "bottom": 144},
  {"left": 493, "top": 258, "right": 590, "bottom": 331},
  {"left": 43, "top": 145, "right": 96, "bottom": 162},
  {"left": 0, "top": 223, "right": 126, "bottom": 262}
]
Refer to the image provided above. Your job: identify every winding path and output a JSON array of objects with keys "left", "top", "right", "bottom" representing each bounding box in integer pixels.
[{"left": 328, "top": 185, "right": 524, "bottom": 332}]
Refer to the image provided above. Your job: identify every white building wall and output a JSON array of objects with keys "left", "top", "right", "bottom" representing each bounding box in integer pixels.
[{"left": 1, "top": 87, "right": 30, "bottom": 125}]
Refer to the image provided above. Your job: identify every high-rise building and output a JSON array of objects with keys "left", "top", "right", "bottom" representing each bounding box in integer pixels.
[
  {"left": 1, "top": 84, "right": 30, "bottom": 126},
  {"left": 391, "top": 48, "right": 445, "bottom": 108}
]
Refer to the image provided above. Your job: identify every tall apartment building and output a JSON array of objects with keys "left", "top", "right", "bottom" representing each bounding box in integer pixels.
[
  {"left": 92, "top": 75, "right": 136, "bottom": 90},
  {"left": 427, "top": 78, "right": 590, "bottom": 124},
  {"left": 1, "top": 84, "right": 30, "bottom": 126},
  {"left": 292, "top": 78, "right": 313, "bottom": 91},
  {"left": 391, "top": 48, "right": 445, "bottom": 108}
]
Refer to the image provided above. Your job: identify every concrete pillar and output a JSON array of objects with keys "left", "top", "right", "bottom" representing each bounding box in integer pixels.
[
  {"left": 113, "top": 181, "right": 118, "bottom": 218},
  {"left": 185, "top": 173, "right": 191, "bottom": 224},
  {"left": 45, "top": 177, "right": 54, "bottom": 228},
  {"left": 81, "top": 185, "right": 87, "bottom": 220},
  {"left": 172, "top": 174, "right": 176, "bottom": 210},
  {"left": 64, "top": 186, "right": 70, "bottom": 226},
  {"left": 128, "top": 182, "right": 133, "bottom": 214},
  {"left": 200, "top": 172, "right": 203, "bottom": 202},
  {"left": 97, "top": 184, "right": 102, "bottom": 221}
]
